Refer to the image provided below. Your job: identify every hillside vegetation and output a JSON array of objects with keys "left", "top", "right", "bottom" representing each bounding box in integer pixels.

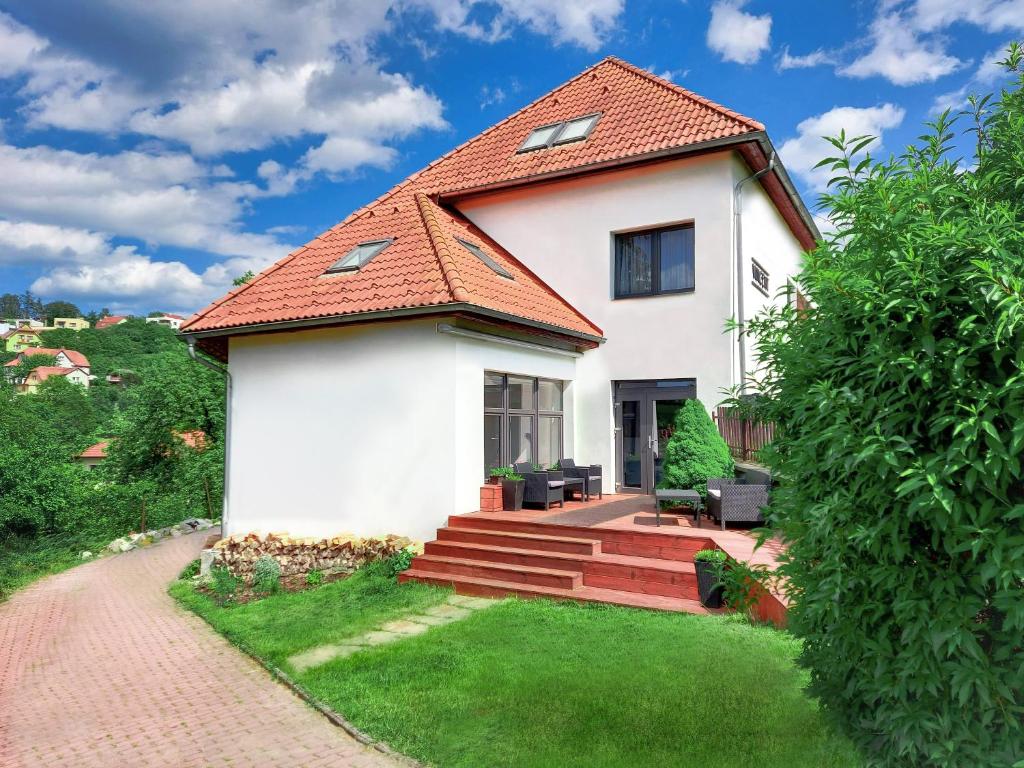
[{"left": 0, "top": 319, "right": 226, "bottom": 599}]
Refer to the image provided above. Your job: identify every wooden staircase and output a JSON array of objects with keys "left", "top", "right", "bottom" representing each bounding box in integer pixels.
[{"left": 399, "top": 514, "right": 718, "bottom": 613}]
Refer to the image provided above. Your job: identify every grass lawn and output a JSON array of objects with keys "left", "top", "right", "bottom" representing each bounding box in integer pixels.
[
  {"left": 169, "top": 562, "right": 449, "bottom": 668},
  {"left": 175, "top": 566, "right": 861, "bottom": 768},
  {"left": 0, "top": 533, "right": 104, "bottom": 601}
]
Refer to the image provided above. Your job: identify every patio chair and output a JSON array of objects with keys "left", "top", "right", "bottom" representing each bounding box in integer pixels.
[
  {"left": 705, "top": 479, "right": 768, "bottom": 530},
  {"left": 558, "top": 458, "right": 602, "bottom": 501},
  {"left": 513, "top": 463, "right": 566, "bottom": 510}
]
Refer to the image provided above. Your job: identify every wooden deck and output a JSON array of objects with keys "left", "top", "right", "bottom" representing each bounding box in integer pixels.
[{"left": 401, "top": 494, "right": 787, "bottom": 623}]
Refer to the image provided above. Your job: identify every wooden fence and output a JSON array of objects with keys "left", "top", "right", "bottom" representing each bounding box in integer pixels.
[{"left": 714, "top": 407, "right": 775, "bottom": 461}]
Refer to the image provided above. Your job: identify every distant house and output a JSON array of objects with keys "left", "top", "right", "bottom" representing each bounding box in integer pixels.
[
  {"left": 95, "top": 315, "right": 129, "bottom": 330},
  {"left": 76, "top": 440, "right": 109, "bottom": 470},
  {"left": 75, "top": 430, "right": 207, "bottom": 469},
  {"left": 2, "top": 327, "right": 44, "bottom": 352},
  {"left": 51, "top": 317, "right": 90, "bottom": 331},
  {"left": 3, "top": 318, "right": 44, "bottom": 329},
  {"left": 4, "top": 348, "right": 91, "bottom": 375},
  {"left": 146, "top": 313, "right": 185, "bottom": 331},
  {"left": 18, "top": 366, "right": 90, "bottom": 394}
]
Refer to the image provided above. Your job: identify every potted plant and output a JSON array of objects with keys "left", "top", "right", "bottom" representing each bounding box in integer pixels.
[
  {"left": 693, "top": 549, "right": 727, "bottom": 608},
  {"left": 487, "top": 467, "right": 505, "bottom": 485},
  {"left": 490, "top": 466, "right": 525, "bottom": 511}
]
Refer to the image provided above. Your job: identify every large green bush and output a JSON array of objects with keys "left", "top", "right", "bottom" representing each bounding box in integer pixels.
[
  {"left": 738, "top": 46, "right": 1024, "bottom": 767},
  {"left": 658, "top": 399, "right": 734, "bottom": 496}
]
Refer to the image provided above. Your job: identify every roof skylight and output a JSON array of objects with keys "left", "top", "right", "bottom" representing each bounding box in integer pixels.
[
  {"left": 517, "top": 113, "right": 601, "bottom": 153},
  {"left": 457, "top": 238, "right": 514, "bottom": 279},
  {"left": 325, "top": 239, "right": 392, "bottom": 274}
]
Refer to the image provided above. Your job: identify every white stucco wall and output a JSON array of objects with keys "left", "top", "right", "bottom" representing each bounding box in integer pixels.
[
  {"left": 458, "top": 154, "right": 739, "bottom": 490},
  {"left": 226, "top": 319, "right": 581, "bottom": 539},
  {"left": 227, "top": 320, "right": 457, "bottom": 542},
  {"left": 733, "top": 156, "right": 807, "bottom": 383}
]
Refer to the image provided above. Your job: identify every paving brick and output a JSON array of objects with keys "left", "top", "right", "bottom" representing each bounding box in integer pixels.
[{"left": 0, "top": 530, "right": 397, "bottom": 767}]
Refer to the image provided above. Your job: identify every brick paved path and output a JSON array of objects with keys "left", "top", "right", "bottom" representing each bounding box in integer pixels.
[{"left": 0, "top": 531, "right": 397, "bottom": 768}]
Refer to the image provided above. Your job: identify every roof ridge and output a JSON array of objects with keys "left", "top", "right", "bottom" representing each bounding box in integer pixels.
[
  {"left": 414, "top": 192, "right": 470, "bottom": 303},
  {"left": 603, "top": 56, "right": 764, "bottom": 132}
]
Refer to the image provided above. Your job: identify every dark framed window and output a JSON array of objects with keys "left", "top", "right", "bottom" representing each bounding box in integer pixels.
[
  {"left": 752, "top": 259, "right": 769, "bottom": 296},
  {"left": 614, "top": 224, "right": 695, "bottom": 298},
  {"left": 484, "top": 372, "right": 564, "bottom": 476}
]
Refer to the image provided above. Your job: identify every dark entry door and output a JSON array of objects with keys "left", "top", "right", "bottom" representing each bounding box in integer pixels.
[{"left": 614, "top": 380, "right": 696, "bottom": 495}]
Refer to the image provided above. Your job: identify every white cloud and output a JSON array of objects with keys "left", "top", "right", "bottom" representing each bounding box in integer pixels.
[
  {"left": 414, "top": 0, "right": 624, "bottom": 50},
  {"left": 909, "top": 0, "right": 1024, "bottom": 33},
  {"left": 0, "top": 220, "right": 110, "bottom": 265},
  {"left": 779, "top": 103, "right": 906, "bottom": 191},
  {"left": 0, "top": 11, "right": 46, "bottom": 77},
  {"left": 706, "top": 0, "right": 772, "bottom": 65},
  {"left": 777, "top": 46, "right": 834, "bottom": 71},
  {"left": 932, "top": 44, "right": 1013, "bottom": 111},
  {"left": 0, "top": 142, "right": 288, "bottom": 262},
  {"left": 840, "top": 13, "right": 963, "bottom": 85},
  {"left": 479, "top": 84, "right": 507, "bottom": 109}
]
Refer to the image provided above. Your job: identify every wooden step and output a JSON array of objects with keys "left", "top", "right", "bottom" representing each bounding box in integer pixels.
[
  {"left": 399, "top": 569, "right": 709, "bottom": 614},
  {"left": 423, "top": 540, "right": 698, "bottom": 599},
  {"left": 409, "top": 554, "right": 583, "bottom": 589},
  {"left": 435, "top": 526, "right": 600, "bottom": 555},
  {"left": 447, "top": 514, "right": 712, "bottom": 561}
]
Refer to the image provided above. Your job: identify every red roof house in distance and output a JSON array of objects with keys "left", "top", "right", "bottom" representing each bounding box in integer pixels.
[
  {"left": 5, "top": 348, "right": 91, "bottom": 374},
  {"left": 96, "top": 315, "right": 129, "bottom": 330},
  {"left": 180, "top": 58, "right": 817, "bottom": 562},
  {"left": 75, "top": 430, "right": 207, "bottom": 470}
]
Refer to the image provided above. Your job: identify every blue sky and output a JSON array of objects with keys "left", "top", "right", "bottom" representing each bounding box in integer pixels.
[{"left": 0, "top": 0, "right": 1017, "bottom": 315}]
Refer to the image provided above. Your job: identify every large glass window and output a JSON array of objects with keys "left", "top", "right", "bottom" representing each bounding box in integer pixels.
[
  {"left": 483, "top": 373, "right": 564, "bottom": 476},
  {"left": 614, "top": 224, "right": 695, "bottom": 298}
]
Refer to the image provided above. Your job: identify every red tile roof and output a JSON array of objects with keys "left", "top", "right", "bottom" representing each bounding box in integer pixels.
[
  {"left": 96, "top": 315, "right": 129, "bottom": 329},
  {"left": 78, "top": 441, "right": 110, "bottom": 459},
  {"left": 3, "top": 348, "right": 90, "bottom": 368},
  {"left": 75, "top": 430, "right": 206, "bottom": 462},
  {"left": 182, "top": 57, "right": 796, "bottom": 340},
  {"left": 28, "top": 366, "right": 82, "bottom": 383}
]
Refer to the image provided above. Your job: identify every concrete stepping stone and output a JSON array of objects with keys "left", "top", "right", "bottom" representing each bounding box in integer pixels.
[
  {"left": 285, "top": 594, "right": 503, "bottom": 673},
  {"left": 289, "top": 643, "right": 364, "bottom": 673}
]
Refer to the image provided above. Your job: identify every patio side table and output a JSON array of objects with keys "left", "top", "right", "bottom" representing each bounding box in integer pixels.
[{"left": 654, "top": 489, "right": 703, "bottom": 527}]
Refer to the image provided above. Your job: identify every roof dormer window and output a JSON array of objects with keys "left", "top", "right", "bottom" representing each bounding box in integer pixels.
[
  {"left": 325, "top": 239, "right": 392, "bottom": 274},
  {"left": 457, "top": 238, "right": 514, "bottom": 279},
  {"left": 516, "top": 113, "right": 601, "bottom": 153}
]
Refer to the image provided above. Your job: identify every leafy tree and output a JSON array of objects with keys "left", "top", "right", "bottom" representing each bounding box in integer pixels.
[
  {"left": 7, "top": 353, "right": 57, "bottom": 383},
  {"left": 20, "top": 291, "right": 44, "bottom": 319},
  {"left": 657, "top": 399, "right": 734, "bottom": 497},
  {"left": 0, "top": 293, "right": 20, "bottom": 318},
  {"left": 42, "top": 301, "right": 82, "bottom": 321},
  {"left": 736, "top": 46, "right": 1024, "bottom": 767}
]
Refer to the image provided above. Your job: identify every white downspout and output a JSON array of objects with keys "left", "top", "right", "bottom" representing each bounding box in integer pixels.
[{"left": 733, "top": 150, "right": 776, "bottom": 397}]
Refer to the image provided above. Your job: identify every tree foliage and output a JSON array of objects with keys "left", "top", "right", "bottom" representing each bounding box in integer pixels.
[
  {"left": 658, "top": 399, "right": 734, "bottom": 497},
  {"left": 736, "top": 46, "right": 1024, "bottom": 766}
]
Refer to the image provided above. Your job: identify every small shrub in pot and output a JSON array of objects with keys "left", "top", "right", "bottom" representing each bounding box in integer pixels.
[{"left": 693, "top": 549, "right": 727, "bottom": 608}]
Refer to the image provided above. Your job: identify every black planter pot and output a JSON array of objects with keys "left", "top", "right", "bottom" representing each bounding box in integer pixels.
[
  {"left": 695, "top": 560, "right": 724, "bottom": 608},
  {"left": 501, "top": 479, "right": 525, "bottom": 511}
]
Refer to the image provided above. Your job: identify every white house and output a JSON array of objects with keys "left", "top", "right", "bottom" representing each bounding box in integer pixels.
[
  {"left": 147, "top": 313, "right": 185, "bottom": 330},
  {"left": 181, "top": 57, "right": 817, "bottom": 542}
]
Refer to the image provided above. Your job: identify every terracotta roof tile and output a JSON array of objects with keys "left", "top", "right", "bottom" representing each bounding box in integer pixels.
[
  {"left": 4, "top": 348, "right": 90, "bottom": 368},
  {"left": 182, "top": 57, "right": 764, "bottom": 338}
]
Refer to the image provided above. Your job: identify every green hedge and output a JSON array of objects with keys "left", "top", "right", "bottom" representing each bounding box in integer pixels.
[{"left": 737, "top": 47, "right": 1024, "bottom": 767}]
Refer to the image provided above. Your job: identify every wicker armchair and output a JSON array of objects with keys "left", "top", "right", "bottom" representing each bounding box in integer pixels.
[
  {"left": 558, "top": 459, "right": 602, "bottom": 501},
  {"left": 705, "top": 479, "right": 768, "bottom": 530},
  {"left": 514, "top": 463, "right": 565, "bottom": 510}
]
